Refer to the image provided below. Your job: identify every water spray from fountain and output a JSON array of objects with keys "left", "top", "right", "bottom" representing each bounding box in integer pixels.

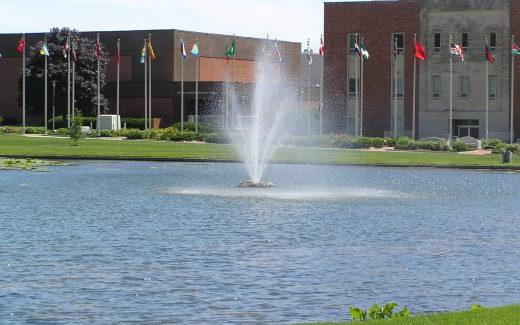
[{"left": 229, "top": 38, "right": 297, "bottom": 188}]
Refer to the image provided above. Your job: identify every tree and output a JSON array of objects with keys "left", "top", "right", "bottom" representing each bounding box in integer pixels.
[
  {"left": 69, "top": 114, "right": 84, "bottom": 146},
  {"left": 19, "top": 27, "right": 109, "bottom": 119}
]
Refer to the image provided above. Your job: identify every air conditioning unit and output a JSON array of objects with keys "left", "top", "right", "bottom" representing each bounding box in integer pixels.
[{"left": 97, "top": 115, "right": 121, "bottom": 131}]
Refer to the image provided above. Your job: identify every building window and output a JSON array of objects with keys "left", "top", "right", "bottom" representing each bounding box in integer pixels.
[
  {"left": 462, "top": 33, "right": 469, "bottom": 53},
  {"left": 490, "top": 32, "right": 497, "bottom": 52},
  {"left": 348, "top": 33, "right": 358, "bottom": 55},
  {"left": 433, "top": 76, "right": 441, "bottom": 98},
  {"left": 393, "top": 78, "right": 404, "bottom": 97},
  {"left": 489, "top": 75, "right": 497, "bottom": 99},
  {"left": 434, "top": 32, "right": 441, "bottom": 53},
  {"left": 460, "top": 76, "right": 469, "bottom": 98},
  {"left": 349, "top": 78, "right": 359, "bottom": 97},
  {"left": 393, "top": 33, "right": 404, "bottom": 54},
  {"left": 454, "top": 119, "right": 480, "bottom": 138}
]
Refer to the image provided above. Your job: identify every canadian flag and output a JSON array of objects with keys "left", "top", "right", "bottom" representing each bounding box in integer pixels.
[
  {"left": 16, "top": 36, "right": 25, "bottom": 53},
  {"left": 319, "top": 35, "right": 325, "bottom": 56}
]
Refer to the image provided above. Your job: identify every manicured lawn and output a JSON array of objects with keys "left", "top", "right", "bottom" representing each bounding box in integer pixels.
[
  {"left": 313, "top": 305, "right": 520, "bottom": 325},
  {"left": 0, "top": 134, "right": 519, "bottom": 168}
]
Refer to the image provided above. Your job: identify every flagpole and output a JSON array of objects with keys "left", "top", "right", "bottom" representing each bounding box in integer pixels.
[
  {"left": 360, "top": 38, "right": 364, "bottom": 137},
  {"left": 144, "top": 38, "right": 148, "bottom": 130},
  {"left": 148, "top": 34, "right": 152, "bottom": 129},
  {"left": 307, "top": 51, "right": 311, "bottom": 135},
  {"left": 72, "top": 42, "right": 75, "bottom": 120},
  {"left": 320, "top": 35, "right": 324, "bottom": 135},
  {"left": 195, "top": 39, "right": 199, "bottom": 133},
  {"left": 511, "top": 35, "right": 516, "bottom": 144},
  {"left": 117, "top": 38, "right": 120, "bottom": 130},
  {"left": 394, "top": 37, "right": 398, "bottom": 138},
  {"left": 226, "top": 37, "right": 229, "bottom": 129},
  {"left": 449, "top": 34, "right": 453, "bottom": 147},
  {"left": 355, "top": 34, "right": 359, "bottom": 136},
  {"left": 485, "top": 37, "right": 489, "bottom": 141},
  {"left": 412, "top": 34, "right": 417, "bottom": 140},
  {"left": 97, "top": 33, "right": 101, "bottom": 130},
  {"left": 44, "top": 40, "right": 48, "bottom": 133},
  {"left": 233, "top": 51, "right": 236, "bottom": 129},
  {"left": 181, "top": 36, "right": 185, "bottom": 132},
  {"left": 67, "top": 34, "right": 71, "bottom": 128},
  {"left": 22, "top": 34, "right": 26, "bottom": 132}
]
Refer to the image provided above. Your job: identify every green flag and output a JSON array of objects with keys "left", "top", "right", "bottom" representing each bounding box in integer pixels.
[
  {"left": 360, "top": 39, "right": 369, "bottom": 61},
  {"left": 513, "top": 42, "right": 520, "bottom": 56},
  {"left": 226, "top": 38, "right": 236, "bottom": 60}
]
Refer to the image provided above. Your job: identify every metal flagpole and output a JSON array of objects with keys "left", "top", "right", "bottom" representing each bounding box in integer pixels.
[
  {"left": 117, "top": 38, "right": 120, "bottom": 130},
  {"left": 181, "top": 36, "right": 185, "bottom": 131},
  {"left": 485, "top": 37, "right": 489, "bottom": 141},
  {"left": 320, "top": 36, "right": 324, "bottom": 135},
  {"left": 308, "top": 57, "right": 311, "bottom": 135},
  {"left": 44, "top": 40, "right": 48, "bottom": 133},
  {"left": 72, "top": 42, "right": 75, "bottom": 120},
  {"left": 195, "top": 39, "right": 199, "bottom": 133},
  {"left": 449, "top": 34, "right": 453, "bottom": 147},
  {"left": 148, "top": 34, "right": 152, "bottom": 129},
  {"left": 360, "top": 38, "right": 364, "bottom": 137},
  {"left": 144, "top": 38, "right": 148, "bottom": 130},
  {"left": 394, "top": 37, "right": 398, "bottom": 138},
  {"left": 412, "top": 34, "right": 417, "bottom": 140},
  {"left": 67, "top": 34, "right": 71, "bottom": 128},
  {"left": 22, "top": 34, "right": 26, "bottom": 132},
  {"left": 511, "top": 35, "right": 515, "bottom": 144},
  {"left": 97, "top": 33, "right": 101, "bottom": 130},
  {"left": 355, "top": 34, "right": 359, "bottom": 136},
  {"left": 232, "top": 47, "right": 236, "bottom": 129},
  {"left": 226, "top": 37, "right": 229, "bottom": 129}
]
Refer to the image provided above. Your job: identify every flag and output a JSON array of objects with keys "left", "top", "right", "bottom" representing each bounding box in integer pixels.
[
  {"left": 512, "top": 42, "right": 520, "bottom": 56},
  {"left": 306, "top": 39, "right": 312, "bottom": 65},
  {"left": 140, "top": 40, "right": 147, "bottom": 63},
  {"left": 39, "top": 43, "right": 50, "bottom": 56},
  {"left": 17, "top": 36, "right": 26, "bottom": 53},
  {"left": 450, "top": 43, "right": 464, "bottom": 61},
  {"left": 95, "top": 35, "right": 102, "bottom": 59},
  {"left": 274, "top": 39, "right": 282, "bottom": 62},
  {"left": 354, "top": 37, "right": 361, "bottom": 56},
  {"left": 360, "top": 39, "right": 369, "bottom": 61},
  {"left": 485, "top": 44, "right": 495, "bottom": 63},
  {"left": 319, "top": 35, "right": 325, "bottom": 56},
  {"left": 393, "top": 38, "right": 398, "bottom": 60},
  {"left": 413, "top": 38, "right": 427, "bottom": 61},
  {"left": 63, "top": 37, "right": 69, "bottom": 58},
  {"left": 115, "top": 40, "right": 120, "bottom": 64},
  {"left": 180, "top": 38, "right": 186, "bottom": 59},
  {"left": 147, "top": 39, "right": 156, "bottom": 60},
  {"left": 71, "top": 42, "right": 78, "bottom": 62},
  {"left": 225, "top": 38, "right": 236, "bottom": 61},
  {"left": 191, "top": 40, "right": 199, "bottom": 58}
]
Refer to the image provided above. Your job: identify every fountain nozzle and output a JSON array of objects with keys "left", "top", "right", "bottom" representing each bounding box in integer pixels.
[{"left": 238, "top": 180, "right": 274, "bottom": 188}]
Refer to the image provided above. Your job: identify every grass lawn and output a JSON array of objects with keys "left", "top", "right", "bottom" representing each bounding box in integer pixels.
[
  {"left": 314, "top": 305, "right": 520, "bottom": 325},
  {"left": 0, "top": 134, "right": 519, "bottom": 169}
]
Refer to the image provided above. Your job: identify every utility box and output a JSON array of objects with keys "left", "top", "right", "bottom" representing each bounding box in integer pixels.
[{"left": 97, "top": 115, "right": 121, "bottom": 131}]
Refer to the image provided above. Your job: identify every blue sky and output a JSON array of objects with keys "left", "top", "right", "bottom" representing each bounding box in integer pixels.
[{"left": 0, "top": 0, "right": 357, "bottom": 51}]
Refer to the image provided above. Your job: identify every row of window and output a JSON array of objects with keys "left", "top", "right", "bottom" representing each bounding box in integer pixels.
[
  {"left": 348, "top": 76, "right": 498, "bottom": 99},
  {"left": 348, "top": 32, "right": 498, "bottom": 54}
]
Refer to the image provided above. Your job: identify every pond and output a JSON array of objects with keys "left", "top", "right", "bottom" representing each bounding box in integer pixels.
[{"left": 1, "top": 161, "right": 519, "bottom": 323}]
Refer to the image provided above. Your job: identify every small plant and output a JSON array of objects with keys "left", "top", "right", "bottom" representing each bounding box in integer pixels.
[
  {"left": 0, "top": 116, "right": 4, "bottom": 125},
  {"left": 395, "top": 137, "right": 417, "bottom": 150},
  {"left": 349, "top": 303, "right": 410, "bottom": 321},
  {"left": 470, "top": 304, "right": 486, "bottom": 311},
  {"left": 98, "top": 130, "right": 113, "bottom": 137},
  {"left": 125, "top": 129, "right": 146, "bottom": 140},
  {"left": 69, "top": 115, "right": 84, "bottom": 146},
  {"left": 452, "top": 141, "right": 471, "bottom": 152}
]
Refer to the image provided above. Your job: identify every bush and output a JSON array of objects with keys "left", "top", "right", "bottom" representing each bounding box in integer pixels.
[
  {"left": 0, "top": 117, "right": 3, "bottom": 125},
  {"left": 483, "top": 138, "right": 503, "bottom": 150},
  {"left": 125, "top": 129, "right": 146, "bottom": 140},
  {"left": 417, "top": 141, "right": 450, "bottom": 151},
  {"left": 505, "top": 144, "right": 520, "bottom": 154},
  {"left": 171, "top": 122, "right": 216, "bottom": 134},
  {"left": 202, "top": 132, "right": 230, "bottom": 144},
  {"left": 384, "top": 137, "right": 397, "bottom": 147},
  {"left": 331, "top": 135, "right": 357, "bottom": 149},
  {"left": 0, "top": 126, "right": 20, "bottom": 134},
  {"left": 98, "top": 130, "right": 113, "bottom": 137},
  {"left": 452, "top": 141, "right": 471, "bottom": 152},
  {"left": 395, "top": 137, "right": 417, "bottom": 150},
  {"left": 157, "top": 127, "right": 179, "bottom": 141},
  {"left": 69, "top": 115, "right": 84, "bottom": 145},
  {"left": 24, "top": 127, "right": 47, "bottom": 134},
  {"left": 170, "top": 131, "right": 201, "bottom": 142}
]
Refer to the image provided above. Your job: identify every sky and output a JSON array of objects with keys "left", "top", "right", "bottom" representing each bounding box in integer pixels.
[{"left": 0, "top": 0, "right": 359, "bottom": 51}]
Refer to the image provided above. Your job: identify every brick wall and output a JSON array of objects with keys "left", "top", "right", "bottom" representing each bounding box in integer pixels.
[{"left": 324, "top": 1, "right": 421, "bottom": 136}]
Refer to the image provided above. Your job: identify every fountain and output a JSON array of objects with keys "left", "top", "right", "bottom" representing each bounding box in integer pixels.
[{"left": 229, "top": 39, "right": 296, "bottom": 188}]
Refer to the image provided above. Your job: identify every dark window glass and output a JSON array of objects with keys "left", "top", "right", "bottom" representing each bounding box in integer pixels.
[
  {"left": 462, "top": 33, "right": 469, "bottom": 52},
  {"left": 434, "top": 33, "right": 441, "bottom": 53},
  {"left": 490, "top": 32, "right": 497, "bottom": 52}
]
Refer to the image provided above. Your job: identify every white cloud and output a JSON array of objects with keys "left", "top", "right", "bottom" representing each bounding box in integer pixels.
[{"left": 0, "top": 0, "right": 351, "bottom": 50}]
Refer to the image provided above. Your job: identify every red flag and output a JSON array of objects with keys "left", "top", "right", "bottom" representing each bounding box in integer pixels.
[
  {"left": 485, "top": 45, "right": 495, "bottom": 63},
  {"left": 71, "top": 41, "right": 78, "bottom": 63},
  {"left": 95, "top": 34, "right": 102, "bottom": 59},
  {"left": 413, "top": 38, "right": 426, "bottom": 61},
  {"left": 16, "top": 36, "right": 26, "bottom": 53},
  {"left": 319, "top": 35, "right": 325, "bottom": 56}
]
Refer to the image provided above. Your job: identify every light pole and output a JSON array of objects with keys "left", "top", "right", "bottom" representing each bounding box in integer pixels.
[{"left": 52, "top": 80, "right": 57, "bottom": 131}]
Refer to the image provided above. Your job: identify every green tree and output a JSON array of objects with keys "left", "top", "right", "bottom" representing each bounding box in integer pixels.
[
  {"left": 69, "top": 114, "right": 84, "bottom": 146},
  {"left": 19, "top": 27, "right": 109, "bottom": 120}
]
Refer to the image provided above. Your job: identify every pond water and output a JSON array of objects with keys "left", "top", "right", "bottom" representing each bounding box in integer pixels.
[{"left": 1, "top": 161, "right": 519, "bottom": 323}]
